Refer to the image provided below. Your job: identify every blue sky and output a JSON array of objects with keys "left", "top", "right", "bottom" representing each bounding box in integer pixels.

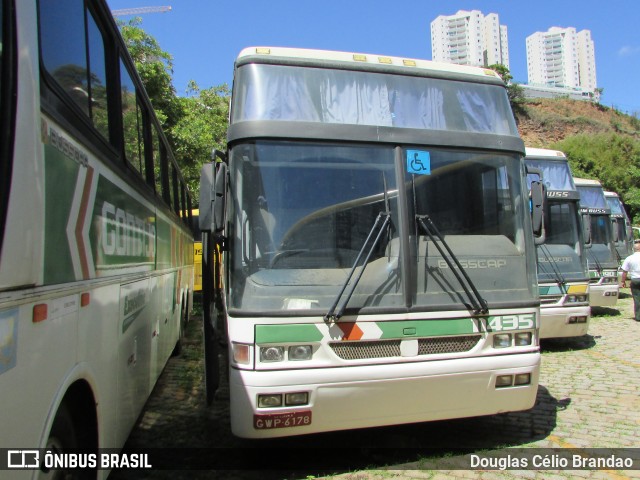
[{"left": 106, "top": 0, "right": 640, "bottom": 115}]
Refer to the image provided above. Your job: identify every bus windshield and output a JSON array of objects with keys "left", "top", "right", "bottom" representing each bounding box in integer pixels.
[
  {"left": 228, "top": 140, "right": 534, "bottom": 313},
  {"left": 537, "top": 201, "right": 586, "bottom": 282},
  {"left": 525, "top": 158, "right": 586, "bottom": 282}
]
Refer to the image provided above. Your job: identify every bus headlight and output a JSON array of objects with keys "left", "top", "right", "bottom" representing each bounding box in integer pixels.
[
  {"left": 514, "top": 332, "right": 532, "bottom": 346},
  {"left": 493, "top": 334, "right": 512, "bottom": 348},
  {"left": 288, "top": 345, "right": 313, "bottom": 361},
  {"left": 258, "top": 394, "right": 283, "bottom": 408},
  {"left": 260, "top": 346, "right": 285, "bottom": 362}
]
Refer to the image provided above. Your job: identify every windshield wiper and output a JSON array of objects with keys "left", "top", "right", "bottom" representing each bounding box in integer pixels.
[
  {"left": 538, "top": 244, "right": 567, "bottom": 293},
  {"left": 587, "top": 248, "right": 603, "bottom": 277},
  {"left": 325, "top": 174, "right": 392, "bottom": 322},
  {"left": 416, "top": 214, "right": 489, "bottom": 315}
]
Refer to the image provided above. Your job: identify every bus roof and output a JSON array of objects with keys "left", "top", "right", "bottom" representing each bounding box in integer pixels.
[
  {"left": 524, "top": 147, "right": 566, "bottom": 159},
  {"left": 573, "top": 177, "right": 603, "bottom": 187},
  {"left": 236, "top": 46, "right": 503, "bottom": 81}
]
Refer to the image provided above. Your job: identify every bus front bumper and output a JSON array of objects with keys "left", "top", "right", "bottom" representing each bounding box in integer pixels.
[
  {"left": 539, "top": 305, "right": 590, "bottom": 339},
  {"left": 589, "top": 284, "right": 619, "bottom": 307},
  {"left": 229, "top": 352, "right": 540, "bottom": 438}
]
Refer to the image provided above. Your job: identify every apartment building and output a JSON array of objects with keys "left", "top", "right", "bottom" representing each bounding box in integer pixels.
[
  {"left": 526, "top": 27, "right": 597, "bottom": 92},
  {"left": 430, "top": 10, "right": 509, "bottom": 68}
]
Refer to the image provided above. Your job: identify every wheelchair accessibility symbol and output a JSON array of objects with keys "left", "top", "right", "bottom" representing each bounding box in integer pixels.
[{"left": 406, "top": 150, "right": 431, "bottom": 175}]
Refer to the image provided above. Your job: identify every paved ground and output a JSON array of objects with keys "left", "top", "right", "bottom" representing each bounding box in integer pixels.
[{"left": 109, "top": 291, "right": 640, "bottom": 480}]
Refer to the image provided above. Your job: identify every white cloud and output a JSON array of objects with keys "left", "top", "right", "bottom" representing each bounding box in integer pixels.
[{"left": 618, "top": 45, "right": 640, "bottom": 57}]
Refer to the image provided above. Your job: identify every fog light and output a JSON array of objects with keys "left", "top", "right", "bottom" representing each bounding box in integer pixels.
[
  {"left": 285, "top": 392, "right": 309, "bottom": 406},
  {"left": 514, "top": 332, "right": 532, "bottom": 346},
  {"left": 260, "top": 346, "right": 285, "bottom": 362},
  {"left": 258, "top": 394, "right": 282, "bottom": 408},
  {"left": 514, "top": 373, "right": 531, "bottom": 386},
  {"left": 496, "top": 375, "right": 513, "bottom": 388},
  {"left": 493, "top": 334, "right": 512, "bottom": 348},
  {"left": 232, "top": 343, "right": 251, "bottom": 365},
  {"left": 289, "top": 345, "right": 313, "bottom": 361}
]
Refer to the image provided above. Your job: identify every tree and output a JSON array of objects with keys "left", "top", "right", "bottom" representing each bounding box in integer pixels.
[
  {"left": 118, "top": 18, "right": 230, "bottom": 201},
  {"left": 172, "top": 82, "right": 230, "bottom": 197}
]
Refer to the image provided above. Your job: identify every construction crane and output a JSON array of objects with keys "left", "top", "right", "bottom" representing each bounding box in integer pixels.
[{"left": 111, "top": 6, "right": 172, "bottom": 16}]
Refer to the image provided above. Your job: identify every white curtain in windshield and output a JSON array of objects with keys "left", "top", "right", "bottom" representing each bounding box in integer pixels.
[
  {"left": 526, "top": 160, "right": 575, "bottom": 191},
  {"left": 578, "top": 187, "right": 607, "bottom": 209},
  {"left": 233, "top": 64, "right": 518, "bottom": 136}
]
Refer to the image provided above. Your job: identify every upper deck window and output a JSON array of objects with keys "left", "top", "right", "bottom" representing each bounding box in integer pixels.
[
  {"left": 577, "top": 186, "right": 608, "bottom": 209},
  {"left": 232, "top": 64, "right": 518, "bottom": 136},
  {"left": 525, "top": 159, "right": 576, "bottom": 191}
]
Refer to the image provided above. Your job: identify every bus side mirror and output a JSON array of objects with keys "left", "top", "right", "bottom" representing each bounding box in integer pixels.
[
  {"left": 199, "top": 163, "right": 215, "bottom": 232},
  {"left": 199, "top": 150, "right": 228, "bottom": 233},
  {"left": 611, "top": 218, "right": 620, "bottom": 243},
  {"left": 530, "top": 179, "right": 546, "bottom": 245},
  {"left": 582, "top": 214, "right": 592, "bottom": 248}
]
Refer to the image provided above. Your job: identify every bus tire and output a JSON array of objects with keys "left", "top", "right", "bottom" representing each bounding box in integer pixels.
[
  {"left": 204, "top": 303, "right": 220, "bottom": 405},
  {"left": 172, "top": 296, "right": 187, "bottom": 357},
  {"left": 41, "top": 402, "right": 92, "bottom": 480}
]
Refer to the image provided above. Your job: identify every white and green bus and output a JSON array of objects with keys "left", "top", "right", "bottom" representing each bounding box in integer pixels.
[
  {"left": 525, "top": 148, "right": 590, "bottom": 339},
  {"left": 574, "top": 178, "right": 619, "bottom": 306},
  {"left": 200, "top": 47, "right": 544, "bottom": 438},
  {"left": 0, "top": 0, "right": 193, "bottom": 475},
  {"left": 604, "top": 190, "right": 633, "bottom": 263}
]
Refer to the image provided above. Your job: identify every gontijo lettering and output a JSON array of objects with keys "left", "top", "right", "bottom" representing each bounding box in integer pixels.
[{"left": 101, "top": 201, "right": 155, "bottom": 257}]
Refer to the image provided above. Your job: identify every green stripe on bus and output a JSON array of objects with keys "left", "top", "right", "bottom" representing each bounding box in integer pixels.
[
  {"left": 255, "top": 324, "right": 324, "bottom": 344},
  {"left": 378, "top": 319, "right": 476, "bottom": 339}
]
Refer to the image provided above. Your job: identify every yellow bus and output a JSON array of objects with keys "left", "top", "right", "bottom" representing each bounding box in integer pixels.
[{"left": 192, "top": 209, "right": 203, "bottom": 291}]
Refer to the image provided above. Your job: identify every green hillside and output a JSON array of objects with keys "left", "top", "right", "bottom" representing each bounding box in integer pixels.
[{"left": 516, "top": 98, "right": 640, "bottom": 222}]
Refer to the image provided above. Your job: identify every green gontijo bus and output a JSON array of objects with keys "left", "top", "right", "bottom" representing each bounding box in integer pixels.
[
  {"left": 574, "top": 178, "right": 619, "bottom": 307},
  {"left": 200, "top": 47, "right": 545, "bottom": 438},
  {"left": 0, "top": 0, "right": 193, "bottom": 475},
  {"left": 525, "top": 148, "right": 590, "bottom": 339},
  {"left": 604, "top": 190, "right": 633, "bottom": 263}
]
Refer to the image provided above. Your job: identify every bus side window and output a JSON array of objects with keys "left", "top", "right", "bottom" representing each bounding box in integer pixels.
[
  {"left": 167, "top": 162, "right": 176, "bottom": 213},
  {"left": 151, "top": 125, "right": 163, "bottom": 197},
  {"left": 120, "top": 59, "right": 145, "bottom": 176},
  {"left": 85, "top": 8, "right": 109, "bottom": 140},
  {"left": 39, "top": 0, "right": 89, "bottom": 116},
  {"left": 171, "top": 164, "right": 180, "bottom": 214},
  {"left": 39, "top": 0, "right": 110, "bottom": 140}
]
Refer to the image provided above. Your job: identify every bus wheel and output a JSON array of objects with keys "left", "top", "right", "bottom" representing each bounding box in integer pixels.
[
  {"left": 40, "top": 403, "right": 78, "bottom": 479},
  {"left": 204, "top": 302, "right": 220, "bottom": 405},
  {"left": 172, "top": 295, "right": 189, "bottom": 357}
]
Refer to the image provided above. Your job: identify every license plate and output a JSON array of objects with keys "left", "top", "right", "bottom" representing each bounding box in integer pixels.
[{"left": 254, "top": 411, "right": 312, "bottom": 429}]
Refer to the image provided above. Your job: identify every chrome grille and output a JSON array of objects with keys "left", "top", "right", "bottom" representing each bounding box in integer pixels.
[
  {"left": 329, "top": 335, "right": 481, "bottom": 360},
  {"left": 330, "top": 340, "right": 401, "bottom": 360},
  {"left": 417, "top": 335, "right": 481, "bottom": 355}
]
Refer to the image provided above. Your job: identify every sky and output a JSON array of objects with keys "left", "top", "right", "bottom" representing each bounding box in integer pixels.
[{"left": 106, "top": 0, "right": 640, "bottom": 115}]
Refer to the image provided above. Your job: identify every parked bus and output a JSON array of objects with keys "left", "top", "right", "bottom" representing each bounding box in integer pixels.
[
  {"left": 0, "top": 0, "right": 194, "bottom": 475},
  {"left": 574, "top": 178, "right": 619, "bottom": 306},
  {"left": 200, "top": 47, "right": 544, "bottom": 438},
  {"left": 604, "top": 191, "right": 633, "bottom": 262},
  {"left": 192, "top": 209, "right": 203, "bottom": 292},
  {"left": 525, "top": 148, "right": 589, "bottom": 338}
]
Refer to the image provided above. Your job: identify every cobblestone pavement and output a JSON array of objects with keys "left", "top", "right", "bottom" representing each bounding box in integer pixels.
[{"left": 109, "top": 291, "right": 640, "bottom": 480}]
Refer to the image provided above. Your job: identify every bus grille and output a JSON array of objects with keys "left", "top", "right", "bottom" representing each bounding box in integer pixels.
[{"left": 329, "top": 335, "right": 481, "bottom": 360}]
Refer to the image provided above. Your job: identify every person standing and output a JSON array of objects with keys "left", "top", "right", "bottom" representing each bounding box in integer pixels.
[{"left": 621, "top": 242, "right": 640, "bottom": 321}]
